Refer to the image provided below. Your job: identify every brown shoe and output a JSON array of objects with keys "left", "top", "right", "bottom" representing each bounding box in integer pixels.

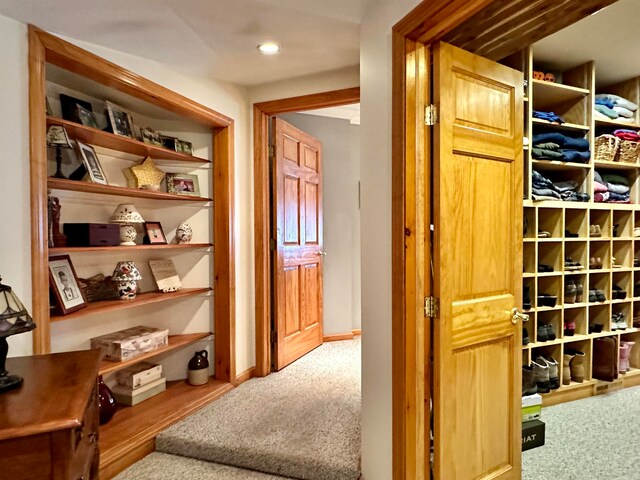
[
  {"left": 562, "top": 353, "right": 574, "bottom": 385},
  {"left": 567, "top": 349, "right": 585, "bottom": 383},
  {"left": 593, "top": 337, "right": 618, "bottom": 382}
]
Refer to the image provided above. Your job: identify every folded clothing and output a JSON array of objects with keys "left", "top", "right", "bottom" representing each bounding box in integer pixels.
[
  {"left": 614, "top": 129, "right": 640, "bottom": 142},
  {"left": 594, "top": 181, "right": 608, "bottom": 193},
  {"left": 532, "top": 148, "right": 563, "bottom": 160},
  {"left": 533, "top": 110, "right": 565, "bottom": 124},
  {"left": 554, "top": 180, "right": 579, "bottom": 193},
  {"left": 609, "top": 191, "right": 630, "bottom": 202},
  {"left": 532, "top": 132, "right": 590, "bottom": 151},
  {"left": 595, "top": 192, "right": 610, "bottom": 203},
  {"left": 607, "top": 182, "right": 630, "bottom": 194},
  {"left": 614, "top": 106, "right": 635, "bottom": 118},
  {"left": 560, "top": 149, "right": 590, "bottom": 163},
  {"left": 594, "top": 110, "right": 611, "bottom": 121},
  {"left": 596, "top": 94, "right": 639, "bottom": 112},
  {"left": 596, "top": 98, "right": 615, "bottom": 109},
  {"left": 532, "top": 170, "right": 588, "bottom": 202},
  {"left": 602, "top": 173, "right": 630, "bottom": 186},
  {"left": 595, "top": 104, "right": 618, "bottom": 119}
]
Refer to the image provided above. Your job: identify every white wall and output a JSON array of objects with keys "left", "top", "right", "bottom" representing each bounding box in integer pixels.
[
  {"left": 359, "top": 1, "right": 421, "bottom": 478},
  {"left": 279, "top": 112, "right": 361, "bottom": 334}
]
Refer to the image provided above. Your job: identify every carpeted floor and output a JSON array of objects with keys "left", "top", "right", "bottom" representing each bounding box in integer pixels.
[
  {"left": 115, "top": 338, "right": 361, "bottom": 480},
  {"left": 523, "top": 385, "right": 640, "bottom": 480}
]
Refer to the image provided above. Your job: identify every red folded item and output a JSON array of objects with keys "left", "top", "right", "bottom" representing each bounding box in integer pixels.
[{"left": 614, "top": 132, "right": 640, "bottom": 142}]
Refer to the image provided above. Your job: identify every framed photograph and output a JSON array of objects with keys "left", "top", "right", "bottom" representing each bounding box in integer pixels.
[
  {"left": 60, "top": 94, "right": 93, "bottom": 122},
  {"left": 160, "top": 135, "right": 179, "bottom": 152},
  {"left": 49, "top": 255, "right": 88, "bottom": 315},
  {"left": 76, "top": 103, "right": 99, "bottom": 129},
  {"left": 106, "top": 101, "right": 135, "bottom": 138},
  {"left": 144, "top": 221, "right": 168, "bottom": 245},
  {"left": 141, "top": 128, "right": 163, "bottom": 147},
  {"left": 177, "top": 140, "right": 193, "bottom": 156},
  {"left": 76, "top": 141, "right": 108, "bottom": 185},
  {"left": 166, "top": 173, "right": 200, "bottom": 196}
]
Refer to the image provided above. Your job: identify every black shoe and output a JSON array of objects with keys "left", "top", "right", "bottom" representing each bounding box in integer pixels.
[
  {"left": 523, "top": 285, "right": 531, "bottom": 310},
  {"left": 538, "top": 264, "right": 554, "bottom": 272},
  {"left": 589, "top": 289, "right": 597, "bottom": 303},
  {"left": 596, "top": 289, "right": 606, "bottom": 302},
  {"left": 537, "top": 324, "right": 549, "bottom": 342},
  {"left": 545, "top": 323, "right": 556, "bottom": 341},
  {"left": 589, "top": 323, "right": 603, "bottom": 333},
  {"left": 523, "top": 327, "right": 530, "bottom": 345},
  {"left": 565, "top": 229, "right": 579, "bottom": 238}
]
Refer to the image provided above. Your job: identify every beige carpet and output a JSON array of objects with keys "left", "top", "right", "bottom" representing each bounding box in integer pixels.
[{"left": 115, "top": 338, "right": 361, "bottom": 480}]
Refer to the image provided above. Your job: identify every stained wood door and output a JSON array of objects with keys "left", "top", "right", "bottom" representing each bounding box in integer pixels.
[
  {"left": 272, "top": 118, "right": 324, "bottom": 371},
  {"left": 432, "top": 42, "right": 523, "bottom": 479}
]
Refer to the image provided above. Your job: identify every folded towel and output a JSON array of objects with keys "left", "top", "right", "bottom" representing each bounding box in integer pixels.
[
  {"left": 602, "top": 173, "right": 630, "bottom": 186},
  {"left": 596, "top": 98, "right": 615, "bottom": 109},
  {"left": 533, "top": 110, "right": 565, "bottom": 124},
  {"left": 532, "top": 142, "right": 560, "bottom": 150},
  {"left": 560, "top": 149, "right": 590, "bottom": 163},
  {"left": 595, "top": 104, "right": 619, "bottom": 119},
  {"left": 615, "top": 117, "right": 636, "bottom": 124},
  {"left": 531, "top": 132, "right": 589, "bottom": 151},
  {"left": 607, "top": 183, "right": 630, "bottom": 194},
  {"left": 594, "top": 181, "right": 608, "bottom": 193},
  {"left": 608, "top": 191, "right": 630, "bottom": 202},
  {"left": 614, "top": 106, "right": 635, "bottom": 118},
  {"left": 614, "top": 130, "right": 640, "bottom": 142},
  {"left": 533, "top": 194, "right": 562, "bottom": 202},
  {"left": 594, "top": 192, "right": 610, "bottom": 202},
  {"left": 594, "top": 110, "right": 611, "bottom": 121},
  {"left": 596, "top": 94, "right": 639, "bottom": 112},
  {"left": 532, "top": 148, "right": 564, "bottom": 160}
]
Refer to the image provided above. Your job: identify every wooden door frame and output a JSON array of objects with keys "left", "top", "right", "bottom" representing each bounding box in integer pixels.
[{"left": 253, "top": 87, "right": 360, "bottom": 377}]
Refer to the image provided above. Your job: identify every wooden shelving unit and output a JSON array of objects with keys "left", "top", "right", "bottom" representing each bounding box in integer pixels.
[
  {"left": 531, "top": 118, "right": 590, "bottom": 131},
  {"left": 50, "top": 288, "right": 212, "bottom": 322},
  {"left": 532, "top": 79, "right": 589, "bottom": 109},
  {"left": 29, "top": 28, "right": 235, "bottom": 478}
]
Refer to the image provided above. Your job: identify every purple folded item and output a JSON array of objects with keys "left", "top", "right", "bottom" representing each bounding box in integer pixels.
[{"left": 594, "top": 181, "right": 608, "bottom": 193}]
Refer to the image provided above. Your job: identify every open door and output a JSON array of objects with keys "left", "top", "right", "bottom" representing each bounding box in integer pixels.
[
  {"left": 272, "top": 118, "right": 324, "bottom": 371},
  {"left": 432, "top": 42, "right": 524, "bottom": 479}
]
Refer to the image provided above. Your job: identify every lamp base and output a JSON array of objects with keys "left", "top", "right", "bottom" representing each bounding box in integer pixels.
[{"left": 0, "top": 373, "right": 23, "bottom": 393}]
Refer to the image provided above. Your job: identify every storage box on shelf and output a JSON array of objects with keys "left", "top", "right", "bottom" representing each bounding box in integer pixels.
[{"left": 29, "top": 27, "right": 235, "bottom": 478}]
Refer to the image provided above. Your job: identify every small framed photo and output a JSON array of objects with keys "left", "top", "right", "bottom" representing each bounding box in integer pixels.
[
  {"left": 76, "top": 103, "right": 99, "bottom": 129},
  {"left": 141, "top": 128, "right": 163, "bottom": 147},
  {"left": 177, "top": 140, "right": 193, "bottom": 156},
  {"left": 166, "top": 173, "right": 200, "bottom": 196},
  {"left": 49, "top": 255, "right": 88, "bottom": 315},
  {"left": 144, "top": 221, "right": 168, "bottom": 245},
  {"left": 160, "top": 135, "right": 179, "bottom": 152},
  {"left": 76, "top": 141, "right": 108, "bottom": 185},
  {"left": 106, "top": 101, "right": 135, "bottom": 138}
]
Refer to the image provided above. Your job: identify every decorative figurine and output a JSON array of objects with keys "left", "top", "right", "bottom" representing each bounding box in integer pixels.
[
  {"left": 48, "top": 195, "right": 67, "bottom": 247},
  {"left": 176, "top": 222, "right": 193, "bottom": 244}
]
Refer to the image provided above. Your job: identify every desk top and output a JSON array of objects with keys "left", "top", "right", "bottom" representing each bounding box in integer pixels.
[{"left": 0, "top": 350, "right": 101, "bottom": 441}]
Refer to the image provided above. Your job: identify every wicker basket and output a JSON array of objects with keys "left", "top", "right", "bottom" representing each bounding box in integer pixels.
[
  {"left": 617, "top": 139, "right": 640, "bottom": 164},
  {"left": 594, "top": 134, "right": 619, "bottom": 163}
]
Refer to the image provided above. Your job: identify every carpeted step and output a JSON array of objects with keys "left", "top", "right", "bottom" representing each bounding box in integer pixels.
[
  {"left": 156, "top": 339, "right": 361, "bottom": 480},
  {"left": 114, "top": 452, "right": 296, "bottom": 479}
]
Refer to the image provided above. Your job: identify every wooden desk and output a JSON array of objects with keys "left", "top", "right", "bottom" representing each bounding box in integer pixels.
[{"left": 0, "top": 350, "right": 101, "bottom": 479}]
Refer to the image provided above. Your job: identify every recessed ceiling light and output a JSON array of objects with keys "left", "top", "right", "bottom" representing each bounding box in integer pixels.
[{"left": 258, "top": 42, "right": 280, "bottom": 55}]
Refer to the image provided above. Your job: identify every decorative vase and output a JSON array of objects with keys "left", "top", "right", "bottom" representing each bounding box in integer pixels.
[
  {"left": 116, "top": 279, "right": 138, "bottom": 300},
  {"left": 188, "top": 350, "right": 209, "bottom": 386},
  {"left": 97, "top": 375, "right": 117, "bottom": 424},
  {"left": 119, "top": 224, "right": 137, "bottom": 245},
  {"left": 177, "top": 222, "right": 193, "bottom": 244}
]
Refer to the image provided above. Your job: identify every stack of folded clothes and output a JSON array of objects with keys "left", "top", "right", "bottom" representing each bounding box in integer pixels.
[
  {"left": 613, "top": 129, "right": 640, "bottom": 142},
  {"left": 533, "top": 110, "right": 565, "bottom": 124},
  {"left": 532, "top": 170, "right": 590, "bottom": 202},
  {"left": 594, "top": 171, "right": 631, "bottom": 204},
  {"left": 594, "top": 94, "right": 639, "bottom": 123},
  {"left": 531, "top": 132, "right": 590, "bottom": 163}
]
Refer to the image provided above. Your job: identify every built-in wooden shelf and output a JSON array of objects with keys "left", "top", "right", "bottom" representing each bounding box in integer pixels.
[
  {"left": 50, "top": 287, "right": 211, "bottom": 322},
  {"left": 531, "top": 79, "right": 589, "bottom": 110},
  {"left": 47, "top": 116, "right": 210, "bottom": 164},
  {"left": 595, "top": 118, "right": 640, "bottom": 130},
  {"left": 532, "top": 118, "right": 590, "bottom": 131},
  {"left": 99, "top": 332, "right": 212, "bottom": 375},
  {"left": 100, "top": 378, "right": 233, "bottom": 472},
  {"left": 594, "top": 160, "right": 639, "bottom": 170},
  {"left": 48, "top": 178, "right": 212, "bottom": 202},
  {"left": 532, "top": 159, "right": 591, "bottom": 171},
  {"left": 49, "top": 243, "right": 212, "bottom": 254}
]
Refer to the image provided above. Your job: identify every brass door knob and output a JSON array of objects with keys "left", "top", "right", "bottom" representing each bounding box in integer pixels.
[{"left": 511, "top": 308, "right": 529, "bottom": 324}]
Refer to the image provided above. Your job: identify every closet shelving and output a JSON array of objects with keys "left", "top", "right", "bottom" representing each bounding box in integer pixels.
[
  {"left": 29, "top": 27, "right": 234, "bottom": 478},
  {"left": 504, "top": 47, "right": 640, "bottom": 405}
]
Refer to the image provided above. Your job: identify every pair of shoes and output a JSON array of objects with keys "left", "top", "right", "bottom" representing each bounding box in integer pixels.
[
  {"left": 564, "top": 319, "right": 576, "bottom": 336},
  {"left": 564, "top": 349, "right": 586, "bottom": 384},
  {"left": 565, "top": 281, "right": 577, "bottom": 303},
  {"left": 538, "top": 263, "right": 554, "bottom": 272},
  {"left": 613, "top": 223, "right": 620, "bottom": 237},
  {"left": 537, "top": 293, "right": 557, "bottom": 308},
  {"left": 538, "top": 229, "right": 551, "bottom": 238},
  {"left": 620, "top": 341, "right": 636, "bottom": 373},
  {"left": 589, "top": 289, "right": 606, "bottom": 302},
  {"left": 590, "top": 225, "right": 602, "bottom": 237},
  {"left": 565, "top": 229, "right": 579, "bottom": 238},
  {"left": 612, "top": 256, "right": 623, "bottom": 268},
  {"left": 522, "top": 364, "right": 538, "bottom": 396},
  {"left": 611, "top": 313, "right": 628, "bottom": 331},
  {"left": 612, "top": 285, "right": 627, "bottom": 300},
  {"left": 537, "top": 323, "right": 556, "bottom": 342},
  {"left": 589, "top": 257, "right": 603, "bottom": 269},
  {"left": 564, "top": 257, "right": 583, "bottom": 270},
  {"left": 523, "top": 327, "right": 530, "bottom": 345},
  {"left": 533, "top": 356, "right": 560, "bottom": 391},
  {"left": 589, "top": 323, "right": 603, "bottom": 333}
]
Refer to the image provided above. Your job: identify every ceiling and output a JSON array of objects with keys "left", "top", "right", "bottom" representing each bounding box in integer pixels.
[
  {"left": 300, "top": 104, "right": 361, "bottom": 125},
  {"left": 534, "top": 0, "right": 639, "bottom": 88},
  {"left": 0, "top": 0, "right": 377, "bottom": 86}
]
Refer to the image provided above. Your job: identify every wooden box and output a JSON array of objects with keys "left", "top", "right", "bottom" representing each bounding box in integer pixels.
[
  {"left": 64, "top": 223, "right": 120, "bottom": 247},
  {"left": 115, "top": 362, "right": 163, "bottom": 389},
  {"left": 90, "top": 326, "right": 169, "bottom": 361}
]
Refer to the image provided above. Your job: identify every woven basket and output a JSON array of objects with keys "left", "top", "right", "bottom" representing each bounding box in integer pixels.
[
  {"left": 594, "top": 134, "right": 619, "bottom": 163},
  {"left": 617, "top": 139, "right": 640, "bottom": 164}
]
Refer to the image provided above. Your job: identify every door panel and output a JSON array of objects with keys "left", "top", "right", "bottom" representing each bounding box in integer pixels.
[
  {"left": 273, "top": 118, "right": 324, "bottom": 370},
  {"left": 433, "top": 42, "right": 523, "bottom": 479}
]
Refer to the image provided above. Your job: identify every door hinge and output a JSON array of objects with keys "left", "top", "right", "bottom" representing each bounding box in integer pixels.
[
  {"left": 269, "top": 239, "right": 277, "bottom": 251},
  {"left": 425, "top": 104, "right": 438, "bottom": 126},
  {"left": 270, "top": 331, "right": 277, "bottom": 343},
  {"left": 424, "top": 296, "right": 438, "bottom": 318},
  {"left": 268, "top": 145, "right": 275, "bottom": 159}
]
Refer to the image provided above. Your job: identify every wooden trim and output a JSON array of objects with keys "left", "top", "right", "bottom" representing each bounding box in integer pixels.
[
  {"left": 29, "top": 27, "right": 50, "bottom": 354},
  {"left": 352, "top": 329, "right": 362, "bottom": 336},
  {"left": 253, "top": 88, "right": 360, "bottom": 377},
  {"left": 99, "top": 438, "right": 155, "bottom": 480},
  {"left": 323, "top": 333, "right": 355, "bottom": 342},
  {"left": 235, "top": 367, "right": 256, "bottom": 385}
]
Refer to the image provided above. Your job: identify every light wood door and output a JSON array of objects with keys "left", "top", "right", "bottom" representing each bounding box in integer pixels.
[
  {"left": 272, "top": 118, "right": 324, "bottom": 371},
  {"left": 432, "top": 42, "right": 523, "bottom": 479}
]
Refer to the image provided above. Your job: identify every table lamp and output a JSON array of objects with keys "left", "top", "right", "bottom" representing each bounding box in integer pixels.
[
  {"left": 109, "top": 204, "right": 145, "bottom": 245},
  {"left": 112, "top": 262, "right": 142, "bottom": 300},
  {"left": 46, "top": 125, "right": 72, "bottom": 179},
  {"left": 0, "top": 277, "right": 36, "bottom": 393}
]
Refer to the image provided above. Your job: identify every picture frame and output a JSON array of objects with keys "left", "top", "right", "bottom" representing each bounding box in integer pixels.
[
  {"left": 49, "top": 255, "right": 88, "bottom": 315},
  {"left": 60, "top": 94, "right": 93, "bottom": 123},
  {"left": 160, "top": 135, "right": 179, "bottom": 152},
  {"left": 76, "top": 141, "right": 108, "bottom": 185},
  {"left": 76, "top": 103, "right": 99, "bottom": 129},
  {"left": 143, "top": 221, "right": 168, "bottom": 245},
  {"left": 166, "top": 173, "right": 200, "bottom": 196},
  {"left": 141, "top": 128, "right": 163, "bottom": 147},
  {"left": 105, "top": 100, "right": 135, "bottom": 138},
  {"left": 149, "top": 259, "right": 182, "bottom": 293},
  {"left": 177, "top": 140, "right": 193, "bottom": 156}
]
